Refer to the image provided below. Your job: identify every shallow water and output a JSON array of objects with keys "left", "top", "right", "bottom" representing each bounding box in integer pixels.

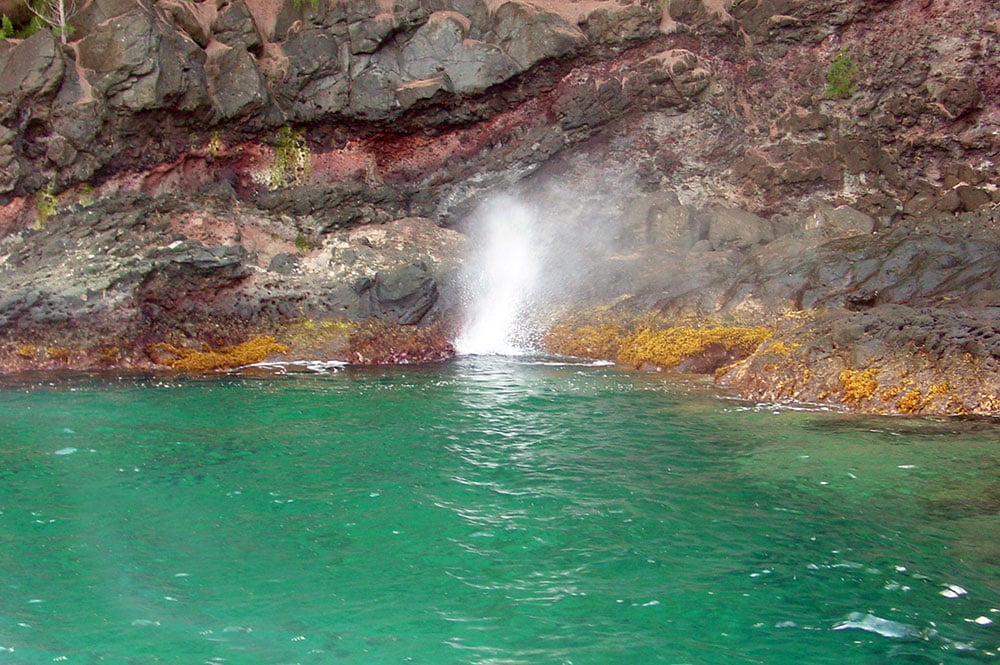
[{"left": 1, "top": 357, "right": 999, "bottom": 664}]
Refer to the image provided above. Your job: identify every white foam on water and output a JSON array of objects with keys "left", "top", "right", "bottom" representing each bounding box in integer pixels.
[
  {"left": 833, "top": 612, "right": 921, "bottom": 640},
  {"left": 243, "top": 360, "right": 347, "bottom": 373},
  {"left": 940, "top": 583, "right": 968, "bottom": 598}
]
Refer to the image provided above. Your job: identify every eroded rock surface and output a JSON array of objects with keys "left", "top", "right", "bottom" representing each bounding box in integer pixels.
[{"left": 0, "top": 0, "right": 997, "bottom": 415}]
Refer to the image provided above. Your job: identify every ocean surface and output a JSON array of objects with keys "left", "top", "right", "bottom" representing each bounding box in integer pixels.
[{"left": 1, "top": 356, "right": 998, "bottom": 664}]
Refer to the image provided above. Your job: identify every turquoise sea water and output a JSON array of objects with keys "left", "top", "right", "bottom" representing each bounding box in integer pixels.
[{"left": 1, "top": 356, "right": 999, "bottom": 664}]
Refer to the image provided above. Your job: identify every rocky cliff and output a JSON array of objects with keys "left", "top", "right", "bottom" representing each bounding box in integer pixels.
[{"left": 0, "top": 0, "right": 998, "bottom": 414}]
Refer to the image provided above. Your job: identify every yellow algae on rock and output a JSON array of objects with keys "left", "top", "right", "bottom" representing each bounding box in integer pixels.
[
  {"left": 15, "top": 344, "right": 38, "bottom": 359},
  {"left": 618, "top": 326, "right": 772, "bottom": 370},
  {"left": 152, "top": 336, "right": 290, "bottom": 372},
  {"left": 542, "top": 323, "right": 625, "bottom": 360},
  {"left": 838, "top": 368, "right": 880, "bottom": 405},
  {"left": 896, "top": 389, "right": 924, "bottom": 414}
]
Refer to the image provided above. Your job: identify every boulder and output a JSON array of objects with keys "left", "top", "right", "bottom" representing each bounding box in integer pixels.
[
  {"left": 926, "top": 76, "right": 982, "bottom": 119},
  {"left": 645, "top": 192, "right": 696, "bottom": 247},
  {"left": 213, "top": 0, "right": 262, "bottom": 54},
  {"left": 75, "top": 8, "right": 209, "bottom": 113},
  {"left": 50, "top": 98, "right": 103, "bottom": 151},
  {"left": 637, "top": 49, "right": 713, "bottom": 106},
  {"left": 359, "top": 263, "right": 439, "bottom": 324},
  {"left": 0, "top": 142, "right": 19, "bottom": 194},
  {"left": 400, "top": 11, "right": 520, "bottom": 94},
  {"left": 488, "top": 1, "right": 586, "bottom": 72},
  {"left": 138, "top": 243, "right": 253, "bottom": 325},
  {"left": 580, "top": 3, "right": 661, "bottom": 45},
  {"left": 272, "top": 27, "right": 350, "bottom": 119},
  {"left": 955, "top": 185, "right": 992, "bottom": 212},
  {"left": 400, "top": 11, "right": 468, "bottom": 78},
  {"left": 395, "top": 74, "right": 452, "bottom": 110},
  {"left": 153, "top": 28, "right": 211, "bottom": 114},
  {"left": 805, "top": 204, "right": 876, "bottom": 238},
  {"left": 348, "top": 63, "right": 402, "bottom": 119},
  {"left": 0, "top": 30, "right": 64, "bottom": 99},
  {"left": 556, "top": 76, "right": 629, "bottom": 132},
  {"left": 269, "top": 0, "right": 345, "bottom": 42},
  {"left": 70, "top": 0, "right": 148, "bottom": 35},
  {"left": 424, "top": 0, "right": 490, "bottom": 37},
  {"left": 666, "top": 0, "right": 737, "bottom": 34},
  {"left": 268, "top": 252, "right": 301, "bottom": 275},
  {"left": 205, "top": 42, "right": 270, "bottom": 120},
  {"left": 157, "top": 0, "right": 215, "bottom": 48},
  {"left": 699, "top": 206, "right": 775, "bottom": 250},
  {"left": 75, "top": 8, "right": 158, "bottom": 101},
  {"left": 729, "top": 0, "right": 802, "bottom": 42},
  {"left": 348, "top": 11, "right": 397, "bottom": 55}
]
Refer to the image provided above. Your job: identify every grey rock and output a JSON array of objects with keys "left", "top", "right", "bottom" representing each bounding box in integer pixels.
[
  {"left": 581, "top": 3, "right": 661, "bottom": 45},
  {"left": 70, "top": 0, "right": 149, "bottom": 35},
  {"left": 154, "top": 28, "right": 211, "bottom": 113},
  {"left": 701, "top": 206, "right": 775, "bottom": 250},
  {"left": 45, "top": 135, "right": 77, "bottom": 167},
  {"left": 360, "top": 263, "right": 439, "bottom": 324},
  {"left": 213, "top": 0, "right": 262, "bottom": 53},
  {"left": 272, "top": 0, "right": 343, "bottom": 42},
  {"left": 273, "top": 27, "right": 350, "bottom": 119},
  {"left": 926, "top": 76, "right": 982, "bottom": 119},
  {"left": 955, "top": 185, "right": 991, "bottom": 212},
  {"left": 395, "top": 74, "right": 453, "bottom": 110},
  {"left": 157, "top": 0, "right": 214, "bottom": 48},
  {"left": 806, "top": 204, "right": 876, "bottom": 238},
  {"left": 0, "top": 30, "right": 64, "bottom": 99},
  {"left": 50, "top": 100, "right": 103, "bottom": 151},
  {"left": 75, "top": 8, "right": 159, "bottom": 104},
  {"left": 667, "top": 0, "right": 737, "bottom": 34},
  {"left": 348, "top": 63, "right": 402, "bottom": 119},
  {"left": 401, "top": 12, "right": 519, "bottom": 94},
  {"left": 638, "top": 49, "right": 713, "bottom": 104},
  {"left": 488, "top": 1, "right": 586, "bottom": 72},
  {"left": 268, "top": 253, "right": 301, "bottom": 275},
  {"left": 424, "top": 0, "right": 490, "bottom": 37},
  {"left": 0, "top": 143, "right": 20, "bottom": 194},
  {"left": 348, "top": 11, "right": 397, "bottom": 55},
  {"left": 401, "top": 11, "right": 468, "bottom": 78},
  {"left": 646, "top": 192, "right": 696, "bottom": 247},
  {"left": 206, "top": 43, "right": 270, "bottom": 120}
]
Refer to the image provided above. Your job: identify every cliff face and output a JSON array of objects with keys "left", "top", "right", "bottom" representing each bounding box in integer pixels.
[{"left": 0, "top": 0, "right": 998, "bottom": 413}]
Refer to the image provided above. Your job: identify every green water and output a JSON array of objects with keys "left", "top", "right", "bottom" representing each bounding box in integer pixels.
[{"left": 1, "top": 357, "right": 999, "bottom": 664}]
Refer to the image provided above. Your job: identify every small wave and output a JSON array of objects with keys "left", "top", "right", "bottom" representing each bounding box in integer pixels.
[
  {"left": 512, "top": 359, "right": 616, "bottom": 367},
  {"left": 241, "top": 360, "right": 348, "bottom": 374},
  {"left": 833, "top": 612, "right": 922, "bottom": 640}
]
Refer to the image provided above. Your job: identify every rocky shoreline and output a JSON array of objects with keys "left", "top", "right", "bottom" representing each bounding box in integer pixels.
[{"left": 0, "top": 0, "right": 998, "bottom": 415}]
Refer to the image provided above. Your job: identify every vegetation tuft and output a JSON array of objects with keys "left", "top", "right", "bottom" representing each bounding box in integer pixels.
[
  {"left": 824, "top": 48, "right": 858, "bottom": 99},
  {"left": 294, "top": 233, "right": 314, "bottom": 254},
  {"left": 268, "top": 125, "right": 311, "bottom": 189},
  {"left": 33, "top": 184, "right": 57, "bottom": 227}
]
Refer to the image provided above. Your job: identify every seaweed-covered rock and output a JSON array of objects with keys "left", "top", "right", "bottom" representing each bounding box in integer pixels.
[{"left": 720, "top": 305, "right": 1000, "bottom": 415}]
